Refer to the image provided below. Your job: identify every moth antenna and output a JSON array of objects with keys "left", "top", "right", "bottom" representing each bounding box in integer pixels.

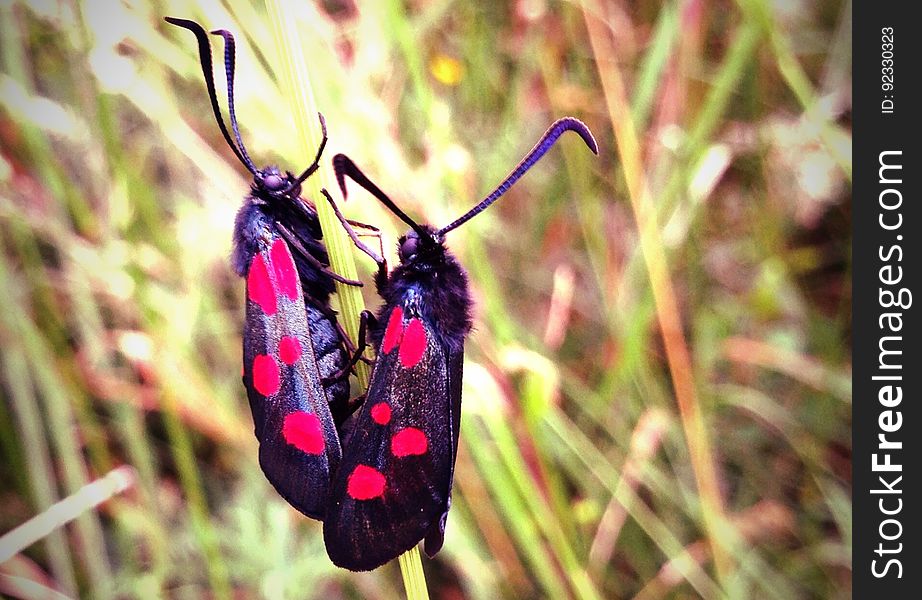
[
  {"left": 333, "top": 154, "right": 429, "bottom": 239},
  {"left": 437, "top": 117, "right": 599, "bottom": 235},
  {"left": 164, "top": 17, "right": 255, "bottom": 174},
  {"left": 284, "top": 113, "right": 328, "bottom": 194},
  {"left": 210, "top": 28, "right": 259, "bottom": 174}
]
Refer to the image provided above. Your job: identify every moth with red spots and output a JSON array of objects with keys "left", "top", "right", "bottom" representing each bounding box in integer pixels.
[
  {"left": 165, "top": 18, "right": 375, "bottom": 519},
  {"left": 324, "top": 118, "right": 599, "bottom": 570}
]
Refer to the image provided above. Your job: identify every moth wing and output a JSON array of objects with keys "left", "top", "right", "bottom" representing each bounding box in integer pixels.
[
  {"left": 242, "top": 235, "right": 341, "bottom": 520},
  {"left": 423, "top": 346, "right": 464, "bottom": 556},
  {"left": 323, "top": 311, "right": 454, "bottom": 571}
]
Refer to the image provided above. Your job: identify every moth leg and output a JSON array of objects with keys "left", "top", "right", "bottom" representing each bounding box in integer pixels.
[
  {"left": 345, "top": 218, "right": 380, "bottom": 232},
  {"left": 333, "top": 317, "right": 374, "bottom": 369},
  {"left": 349, "top": 309, "right": 374, "bottom": 366},
  {"left": 276, "top": 221, "right": 364, "bottom": 287},
  {"left": 321, "top": 310, "right": 374, "bottom": 385},
  {"left": 346, "top": 219, "right": 384, "bottom": 254},
  {"left": 360, "top": 230, "right": 385, "bottom": 271},
  {"left": 320, "top": 188, "right": 388, "bottom": 275},
  {"left": 346, "top": 219, "right": 386, "bottom": 260},
  {"left": 361, "top": 309, "right": 379, "bottom": 332},
  {"left": 340, "top": 312, "right": 374, "bottom": 415},
  {"left": 300, "top": 296, "right": 370, "bottom": 370}
]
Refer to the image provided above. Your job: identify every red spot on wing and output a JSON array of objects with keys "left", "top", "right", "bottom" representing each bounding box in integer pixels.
[
  {"left": 347, "top": 465, "right": 386, "bottom": 500},
  {"left": 398, "top": 318, "right": 427, "bottom": 368},
  {"left": 252, "top": 354, "right": 280, "bottom": 396},
  {"left": 247, "top": 254, "right": 276, "bottom": 314},
  {"left": 282, "top": 411, "right": 325, "bottom": 454},
  {"left": 270, "top": 239, "right": 299, "bottom": 301},
  {"left": 370, "top": 403, "right": 392, "bottom": 425},
  {"left": 381, "top": 307, "right": 404, "bottom": 354},
  {"left": 391, "top": 427, "right": 428, "bottom": 457},
  {"left": 278, "top": 336, "right": 302, "bottom": 365}
]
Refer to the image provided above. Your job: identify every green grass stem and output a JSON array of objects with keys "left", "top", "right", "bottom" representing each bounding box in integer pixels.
[{"left": 264, "top": 1, "right": 428, "bottom": 597}]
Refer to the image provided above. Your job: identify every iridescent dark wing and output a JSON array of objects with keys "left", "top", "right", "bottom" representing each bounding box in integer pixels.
[
  {"left": 242, "top": 235, "right": 341, "bottom": 519},
  {"left": 323, "top": 304, "right": 457, "bottom": 571}
]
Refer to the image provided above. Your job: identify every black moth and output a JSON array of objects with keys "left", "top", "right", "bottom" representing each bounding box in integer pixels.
[
  {"left": 165, "top": 18, "right": 374, "bottom": 519},
  {"left": 324, "top": 117, "right": 599, "bottom": 571}
]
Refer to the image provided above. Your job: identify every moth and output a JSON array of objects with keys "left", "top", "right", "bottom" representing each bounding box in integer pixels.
[
  {"left": 165, "top": 17, "right": 375, "bottom": 519},
  {"left": 323, "top": 117, "right": 599, "bottom": 570}
]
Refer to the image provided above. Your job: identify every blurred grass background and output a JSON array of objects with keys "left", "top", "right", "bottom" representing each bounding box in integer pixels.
[{"left": 0, "top": 0, "right": 851, "bottom": 598}]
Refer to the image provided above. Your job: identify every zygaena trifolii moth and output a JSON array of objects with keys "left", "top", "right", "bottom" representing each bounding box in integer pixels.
[
  {"left": 323, "top": 118, "right": 599, "bottom": 570},
  {"left": 165, "top": 18, "right": 376, "bottom": 519}
]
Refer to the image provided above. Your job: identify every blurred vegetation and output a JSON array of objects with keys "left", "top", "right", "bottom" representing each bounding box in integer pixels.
[{"left": 0, "top": 0, "right": 851, "bottom": 598}]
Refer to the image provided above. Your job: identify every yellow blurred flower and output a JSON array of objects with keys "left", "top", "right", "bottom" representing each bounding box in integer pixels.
[{"left": 429, "top": 53, "right": 464, "bottom": 86}]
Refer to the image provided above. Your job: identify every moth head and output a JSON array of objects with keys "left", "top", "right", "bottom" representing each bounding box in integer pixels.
[
  {"left": 255, "top": 166, "right": 302, "bottom": 200},
  {"left": 260, "top": 168, "right": 288, "bottom": 193},
  {"left": 398, "top": 226, "right": 443, "bottom": 265}
]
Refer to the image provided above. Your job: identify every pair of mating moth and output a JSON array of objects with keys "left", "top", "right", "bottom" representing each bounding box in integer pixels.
[{"left": 166, "top": 17, "right": 597, "bottom": 571}]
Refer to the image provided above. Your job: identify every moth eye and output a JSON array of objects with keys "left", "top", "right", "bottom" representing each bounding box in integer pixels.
[
  {"left": 263, "top": 174, "right": 286, "bottom": 191},
  {"left": 399, "top": 236, "right": 419, "bottom": 261}
]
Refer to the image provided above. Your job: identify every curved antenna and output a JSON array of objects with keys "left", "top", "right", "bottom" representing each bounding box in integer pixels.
[
  {"left": 282, "top": 113, "right": 329, "bottom": 195},
  {"left": 210, "top": 29, "right": 258, "bottom": 174},
  {"left": 333, "top": 154, "right": 429, "bottom": 239},
  {"left": 164, "top": 17, "right": 254, "bottom": 173},
  {"left": 438, "top": 117, "right": 599, "bottom": 236}
]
